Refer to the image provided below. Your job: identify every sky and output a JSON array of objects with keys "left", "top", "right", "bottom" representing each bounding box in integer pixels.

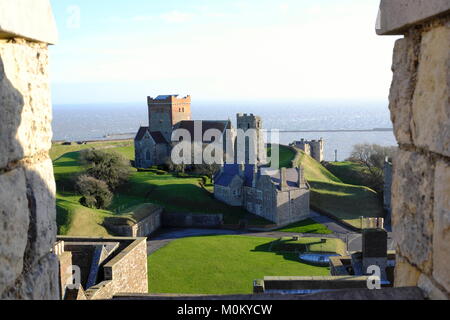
[{"left": 49, "top": 0, "right": 400, "bottom": 105}]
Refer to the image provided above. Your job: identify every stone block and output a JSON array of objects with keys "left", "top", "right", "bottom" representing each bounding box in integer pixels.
[
  {"left": 418, "top": 274, "right": 448, "bottom": 300},
  {"left": 23, "top": 158, "right": 57, "bottom": 266},
  {"left": 388, "top": 36, "right": 420, "bottom": 145},
  {"left": 377, "top": 0, "right": 450, "bottom": 35},
  {"left": 392, "top": 150, "right": 434, "bottom": 273},
  {"left": 433, "top": 160, "right": 450, "bottom": 293},
  {"left": 394, "top": 255, "right": 421, "bottom": 288},
  {"left": 1, "top": 253, "right": 59, "bottom": 300},
  {"left": 0, "top": 169, "right": 29, "bottom": 294},
  {"left": 0, "top": 0, "right": 58, "bottom": 44},
  {"left": 411, "top": 25, "right": 450, "bottom": 157},
  {"left": 0, "top": 39, "right": 53, "bottom": 169}
]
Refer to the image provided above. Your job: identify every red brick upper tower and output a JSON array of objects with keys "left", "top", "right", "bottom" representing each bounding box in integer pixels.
[{"left": 147, "top": 95, "right": 191, "bottom": 142}]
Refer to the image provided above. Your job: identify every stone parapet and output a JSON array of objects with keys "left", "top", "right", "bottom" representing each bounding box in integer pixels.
[
  {"left": 0, "top": 0, "right": 57, "bottom": 44},
  {"left": 376, "top": 0, "right": 450, "bottom": 35},
  {"left": 378, "top": 0, "right": 450, "bottom": 300}
]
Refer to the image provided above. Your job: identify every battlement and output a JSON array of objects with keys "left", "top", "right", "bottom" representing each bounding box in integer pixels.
[
  {"left": 293, "top": 138, "right": 324, "bottom": 163},
  {"left": 147, "top": 95, "right": 191, "bottom": 105}
]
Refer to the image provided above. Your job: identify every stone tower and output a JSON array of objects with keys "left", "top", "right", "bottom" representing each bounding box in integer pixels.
[
  {"left": 147, "top": 95, "right": 191, "bottom": 142},
  {"left": 309, "top": 139, "right": 324, "bottom": 163},
  {"left": 236, "top": 113, "right": 264, "bottom": 164}
]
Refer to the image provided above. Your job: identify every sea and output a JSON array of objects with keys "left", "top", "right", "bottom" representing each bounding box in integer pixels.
[{"left": 52, "top": 100, "right": 397, "bottom": 161}]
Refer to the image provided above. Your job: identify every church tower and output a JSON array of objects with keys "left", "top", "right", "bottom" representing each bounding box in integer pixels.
[
  {"left": 236, "top": 113, "right": 264, "bottom": 164},
  {"left": 147, "top": 95, "right": 191, "bottom": 142}
]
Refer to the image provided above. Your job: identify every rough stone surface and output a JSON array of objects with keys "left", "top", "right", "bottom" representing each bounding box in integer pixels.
[
  {"left": 1, "top": 253, "right": 59, "bottom": 300},
  {"left": 411, "top": 25, "right": 450, "bottom": 157},
  {"left": 418, "top": 274, "right": 448, "bottom": 300},
  {"left": 432, "top": 160, "right": 450, "bottom": 292},
  {"left": 377, "top": 0, "right": 450, "bottom": 35},
  {"left": 394, "top": 256, "right": 421, "bottom": 288},
  {"left": 388, "top": 36, "right": 420, "bottom": 145},
  {"left": 23, "top": 158, "right": 57, "bottom": 266},
  {"left": 0, "top": 37, "right": 58, "bottom": 299},
  {"left": 0, "top": 0, "right": 58, "bottom": 44},
  {"left": 392, "top": 150, "right": 434, "bottom": 273},
  {"left": 0, "top": 168, "right": 29, "bottom": 294},
  {"left": 0, "top": 39, "right": 53, "bottom": 169}
]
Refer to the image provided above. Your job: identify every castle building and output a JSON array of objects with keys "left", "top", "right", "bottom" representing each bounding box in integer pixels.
[
  {"left": 292, "top": 139, "right": 324, "bottom": 163},
  {"left": 236, "top": 113, "right": 265, "bottom": 164},
  {"left": 135, "top": 96, "right": 264, "bottom": 168},
  {"left": 214, "top": 165, "right": 310, "bottom": 226}
]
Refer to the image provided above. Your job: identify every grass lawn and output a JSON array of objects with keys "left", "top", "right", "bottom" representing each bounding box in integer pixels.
[
  {"left": 53, "top": 146, "right": 270, "bottom": 236},
  {"left": 147, "top": 235, "right": 330, "bottom": 294},
  {"left": 50, "top": 140, "right": 134, "bottom": 161},
  {"left": 296, "top": 151, "right": 384, "bottom": 229},
  {"left": 276, "top": 218, "right": 333, "bottom": 234}
]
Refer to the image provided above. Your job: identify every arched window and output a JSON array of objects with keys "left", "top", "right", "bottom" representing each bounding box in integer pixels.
[{"left": 146, "top": 150, "right": 151, "bottom": 161}]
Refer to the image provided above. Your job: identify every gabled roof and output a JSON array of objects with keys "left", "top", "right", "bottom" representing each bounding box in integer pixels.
[
  {"left": 214, "top": 164, "right": 256, "bottom": 187},
  {"left": 266, "top": 168, "right": 301, "bottom": 189},
  {"left": 135, "top": 127, "right": 168, "bottom": 144},
  {"left": 174, "top": 120, "right": 231, "bottom": 142}
]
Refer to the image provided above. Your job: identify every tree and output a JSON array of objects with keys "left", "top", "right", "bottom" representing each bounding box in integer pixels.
[
  {"left": 80, "top": 149, "right": 130, "bottom": 190},
  {"left": 76, "top": 175, "right": 113, "bottom": 209},
  {"left": 347, "top": 143, "right": 397, "bottom": 193}
]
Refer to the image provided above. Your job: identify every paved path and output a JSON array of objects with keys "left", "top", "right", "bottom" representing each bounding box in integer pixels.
[
  {"left": 147, "top": 211, "right": 395, "bottom": 255},
  {"left": 148, "top": 228, "right": 347, "bottom": 255}
]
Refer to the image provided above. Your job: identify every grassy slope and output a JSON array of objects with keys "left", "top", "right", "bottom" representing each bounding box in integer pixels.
[
  {"left": 53, "top": 145, "right": 270, "bottom": 236},
  {"left": 324, "top": 161, "right": 369, "bottom": 186},
  {"left": 276, "top": 219, "right": 333, "bottom": 234},
  {"left": 148, "top": 235, "right": 330, "bottom": 294},
  {"left": 296, "top": 151, "right": 384, "bottom": 228},
  {"left": 50, "top": 140, "right": 133, "bottom": 161}
]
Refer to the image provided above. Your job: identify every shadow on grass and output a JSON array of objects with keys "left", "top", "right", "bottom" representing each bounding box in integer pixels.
[{"left": 251, "top": 239, "right": 330, "bottom": 265}]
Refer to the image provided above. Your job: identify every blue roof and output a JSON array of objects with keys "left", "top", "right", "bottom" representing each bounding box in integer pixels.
[
  {"left": 155, "top": 95, "right": 178, "bottom": 100},
  {"left": 214, "top": 164, "right": 256, "bottom": 187}
]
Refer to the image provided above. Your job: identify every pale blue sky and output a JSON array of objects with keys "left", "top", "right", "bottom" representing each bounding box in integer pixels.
[{"left": 49, "top": 0, "right": 399, "bottom": 104}]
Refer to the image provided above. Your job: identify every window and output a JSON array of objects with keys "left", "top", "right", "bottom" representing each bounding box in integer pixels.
[
  {"left": 146, "top": 150, "right": 151, "bottom": 161},
  {"left": 256, "top": 190, "right": 263, "bottom": 200}
]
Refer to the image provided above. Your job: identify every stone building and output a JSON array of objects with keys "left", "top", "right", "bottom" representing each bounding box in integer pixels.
[
  {"left": 136, "top": 96, "right": 264, "bottom": 167},
  {"left": 134, "top": 127, "right": 170, "bottom": 168},
  {"left": 54, "top": 237, "right": 148, "bottom": 300},
  {"left": 292, "top": 139, "right": 324, "bottom": 162},
  {"left": 214, "top": 165, "right": 310, "bottom": 226},
  {"left": 236, "top": 113, "right": 266, "bottom": 164}
]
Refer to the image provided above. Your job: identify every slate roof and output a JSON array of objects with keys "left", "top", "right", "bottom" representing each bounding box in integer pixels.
[
  {"left": 214, "top": 164, "right": 256, "bottom": 187},
  {"left": 214, "top": 165, "right": 303, "bottom": 190},
  {"left": 174, "top": 120, "right": 231, "bottom": 142},
  {"left": 135, "top": 127, "right": 168, "bottom": 144}
]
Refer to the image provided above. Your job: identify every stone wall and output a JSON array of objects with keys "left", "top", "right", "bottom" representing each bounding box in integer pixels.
[
  {"left": 84, "top": 238, "right": 148, "bottom": 300},
  {"left": 0, "top": 37, "right": 59, "bottom": 299},
  {"left": 162, "top": 212, "right": 224, "bottom": 228},
  {"left": 105, "top": 208, "right": 162, "bottom": 237},
  {"left": 378, "top": 0, "right": 450, "bottom": 300}
]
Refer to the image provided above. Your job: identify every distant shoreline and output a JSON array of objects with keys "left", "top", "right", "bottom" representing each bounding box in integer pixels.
[{"left": 52, "top": 127, "right": 394, "bottom": 143}]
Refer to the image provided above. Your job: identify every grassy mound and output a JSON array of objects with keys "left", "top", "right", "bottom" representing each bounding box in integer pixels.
[
  {"left": 276, "top": 218, "right": 333, "bottom": 234},
  {"left": 53, "top": 145, "right": 270, "bottom": 236},
  {"left": 324, "top": 161, "right": 370, "bottom": 187},
  {"left": 147, "top": 235, "right": 329, "bottom": 294},
  {"left": 296, "top": 150, "right": 384, "bottom": 229}
]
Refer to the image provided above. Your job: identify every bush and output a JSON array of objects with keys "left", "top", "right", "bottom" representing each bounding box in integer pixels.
[
  {"left": 76, "top": 175, "right": 113, "bottom": 209},
  {"left": 80, "top": 149, "right": 130, "bottom": 190}
]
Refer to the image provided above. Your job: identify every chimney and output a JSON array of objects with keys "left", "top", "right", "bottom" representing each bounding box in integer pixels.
[
  {"left": 252, "top": 166, "right": 258, "bottom": 188},
  {"left": 239, "top": 163, "right": 245, "bottom": 177},
  {"left": 280, "top": 168, "right": 288, "bottom": 191}
]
